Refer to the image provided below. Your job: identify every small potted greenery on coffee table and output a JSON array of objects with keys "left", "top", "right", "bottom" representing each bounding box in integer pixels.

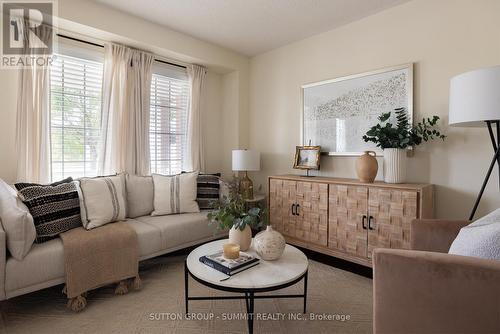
[{"left": 207, "top": 180, "right": 267, "bottom": 251}]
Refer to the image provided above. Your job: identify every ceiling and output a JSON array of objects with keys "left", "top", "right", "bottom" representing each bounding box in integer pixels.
[{"left": 93, "top": 0, "right": 409, "bottom": 56}]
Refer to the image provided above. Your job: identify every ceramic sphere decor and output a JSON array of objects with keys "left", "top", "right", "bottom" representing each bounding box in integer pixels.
[
  {"left": 355, "top": 151, "right": 378, "bottom": 183},
  {"left": 254, "top": 226, "right": 286, "bottom": 260},
  {"left": 383, "top": 148, "right": 407, "bottom": 183},
  {"left": 228, "top": 225, "right": 252, "bottom": 251}
]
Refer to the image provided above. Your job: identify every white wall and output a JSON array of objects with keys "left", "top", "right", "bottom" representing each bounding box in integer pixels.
[
  {"left": 222, "top": 71, "right": 240, "bottom": 177},
  {"left": 201, "top": 71, "right": 223, "bottom": 174},
  {"left": 248, "top": 0, "right": 500, "bottom": 219},
  {"left": 0, "top": 0, "right": 250, "bottom": 183}
]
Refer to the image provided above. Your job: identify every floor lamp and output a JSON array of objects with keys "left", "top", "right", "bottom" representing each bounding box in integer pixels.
[{"left": 449, "top": 65, "right": 500, "bottom": 220}]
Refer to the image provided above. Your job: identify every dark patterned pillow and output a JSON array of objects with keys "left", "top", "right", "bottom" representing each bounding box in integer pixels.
[
  {"left": 14, "top": 177, "right": 74, "bottom": 191},
  {"left": 196, "top": 173, "right": 221, "bottom": 210},
  {"left": 15, "top": 178, "right": 82, "bottom": 243}
]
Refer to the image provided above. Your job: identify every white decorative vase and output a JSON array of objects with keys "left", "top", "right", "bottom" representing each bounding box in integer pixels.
[
  {"left": 254, "top": 226, "right": 286, "bottom": 260},
  {"left": 383, "top": 148, "right": 407, "bottom": 183},
  {"left": 228, "top": 225, "right": 252, "bottom": 251}
]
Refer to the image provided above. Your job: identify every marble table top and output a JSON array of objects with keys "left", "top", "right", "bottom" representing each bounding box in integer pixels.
[{"left": 186, "top": 239, "right": 309, "bottom": 290}]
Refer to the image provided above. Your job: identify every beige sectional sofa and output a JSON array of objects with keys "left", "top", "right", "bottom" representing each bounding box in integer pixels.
[
  {"left": 0, "top": 212, "right": 223, "bottom": 300},
  {"left": 0, "top": 175, "right": 225, "bottom": 301}
]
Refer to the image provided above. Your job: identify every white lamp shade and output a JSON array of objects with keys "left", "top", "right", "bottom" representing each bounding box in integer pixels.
[
  {"left": 449, "top": 65, "right": 500, "bottom": 127},
  {"left": 232, "top": 150, "right": 260, "bottom": 171}
]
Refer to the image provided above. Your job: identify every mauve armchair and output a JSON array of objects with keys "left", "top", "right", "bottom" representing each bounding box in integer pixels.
[{"left": 373, "top": 219, "right": 500, "bottom": 334}]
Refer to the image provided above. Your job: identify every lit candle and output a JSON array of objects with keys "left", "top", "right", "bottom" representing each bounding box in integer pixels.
[{"left": 223, "top": 243, "right": 240, "bottom": 259}]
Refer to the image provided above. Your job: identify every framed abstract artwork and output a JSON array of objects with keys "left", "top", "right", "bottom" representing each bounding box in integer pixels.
[{"left": 301, "top": 63, "right": 413, "bottom": 156}]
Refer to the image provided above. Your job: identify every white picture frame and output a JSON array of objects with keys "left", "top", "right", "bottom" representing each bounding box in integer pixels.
[{"left": 301, "top": 63, "right": 413, "bottom": 156}]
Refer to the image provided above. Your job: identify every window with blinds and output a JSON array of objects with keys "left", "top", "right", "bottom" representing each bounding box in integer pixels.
[
  {"left": 149, "top": 69, "right": 190, "bottom": 175},
  {"left": 50, "top": 53, "right": 103, "bottom": 180}
]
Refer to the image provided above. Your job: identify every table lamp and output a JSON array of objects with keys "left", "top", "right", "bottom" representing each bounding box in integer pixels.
[
  {"left": 449, "top": 65, "right": 500, "bottom": 220},
  {"left": 232, "top": 150, "right": 260, "bottom": 199}
]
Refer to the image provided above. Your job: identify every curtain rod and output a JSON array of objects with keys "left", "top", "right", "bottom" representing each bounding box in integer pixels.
[{"left": 56, "top": 33, "right": 188, "bottom": 69}]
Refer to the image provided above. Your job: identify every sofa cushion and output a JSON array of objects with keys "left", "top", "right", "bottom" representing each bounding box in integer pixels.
[
  {"left": 15, "top": 179, "right": 82, "bottom": 243},
  {"left": 135, "top": 212, "right": 216, "bottom": 250},
  {"left": 79, "top": 175, "right": 127, "bottom": 229},
  {"left": 5, "top": 218, "right": 164, "bottom": 294},
  {"left": 124, "top": 219, "right": 162, "bottom": 258},
  {"left": 152, "top": 172, "right": 200, "bottom": 216},
  {"left": 125, "top": 174, "right": 154, "bottom": 218},
  {"left": 6, "top": 238, "right": 65, "bottom": 293},
  {"left": 0, "top": 179, "right": 36, "bottom": 260},
  {"left": 449, "top": 208, "right": 500, "bottom": 261}
]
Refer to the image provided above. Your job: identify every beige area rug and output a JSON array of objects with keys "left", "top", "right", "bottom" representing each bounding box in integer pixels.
[{"left": 0, "top": 254, "right": 372, "bottom": 334}]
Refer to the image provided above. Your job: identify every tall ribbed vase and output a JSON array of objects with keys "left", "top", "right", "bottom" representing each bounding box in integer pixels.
[{"left": 383, "top": 148, "right": 406, "bottom": 183}]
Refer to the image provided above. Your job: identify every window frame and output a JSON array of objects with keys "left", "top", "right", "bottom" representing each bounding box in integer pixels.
[
  {"left": 149, "top": 64, "right": 190, "bottom": 176},
  {"left": 49, "top": 41, "right": 104, "bottom": 181}
]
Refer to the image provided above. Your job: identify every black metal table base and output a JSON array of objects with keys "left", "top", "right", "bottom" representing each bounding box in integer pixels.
[{"left": 184, "top": 261, "right": 308, "bottom": 334}]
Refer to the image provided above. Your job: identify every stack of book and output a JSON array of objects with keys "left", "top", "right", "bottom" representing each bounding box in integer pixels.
[{"left": 199, "top": 251, "right": 259, "bottom": 276}]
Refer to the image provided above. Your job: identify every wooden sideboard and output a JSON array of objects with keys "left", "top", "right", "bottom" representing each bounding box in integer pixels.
[{"left": 268, "top": 174, "right": 433, "bottom": 267}]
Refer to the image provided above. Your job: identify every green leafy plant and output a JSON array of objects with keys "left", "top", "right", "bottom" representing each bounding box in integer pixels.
[
  {"left": 207, "top": 178, "right": 268, "bottom": 232},
  {"left": 362, "top": 108, "right": 446, "bottom": 149}
]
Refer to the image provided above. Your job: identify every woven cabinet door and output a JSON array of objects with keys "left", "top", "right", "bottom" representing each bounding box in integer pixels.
[
  {"left": 280, "top": 180, "right": 297, "bottom": 238},
  {"left": 296, "top": 181, "right": 328, "bottom": 246},
  {"left": 328, "top": 184, "right": 368, "bottom": 257},
  {"left": 367, "top": 188, "right": 418, "bottom": 258},
  {"left": 269, "top": 178, "right": 284, "bottom": 234}
]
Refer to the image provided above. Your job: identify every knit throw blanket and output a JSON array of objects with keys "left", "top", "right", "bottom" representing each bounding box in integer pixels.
[{"left": 60, "top": 222, "right": 141, "bottom": 311}]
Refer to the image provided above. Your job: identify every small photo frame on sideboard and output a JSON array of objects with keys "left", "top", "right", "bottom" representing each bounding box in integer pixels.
[{"left": 293, "top": 146, "right": 321, "bottom": 170}]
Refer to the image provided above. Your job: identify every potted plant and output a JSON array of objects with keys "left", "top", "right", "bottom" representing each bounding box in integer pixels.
[
  {"left": 207, "top": 180, "right": 267, "bottom": 251},
  {"left": 362, "top": 108, "right": 446, "bottom": 183}
]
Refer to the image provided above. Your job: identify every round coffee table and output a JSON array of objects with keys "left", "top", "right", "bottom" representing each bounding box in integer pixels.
[{"left": 185, "top": 239, "right": 309, "bottom": 334}]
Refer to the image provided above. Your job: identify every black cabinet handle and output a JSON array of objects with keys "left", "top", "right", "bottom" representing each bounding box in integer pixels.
[
  {"left": 368, "top": 216, "right": 375, "bottom": 230},
  {"left": 296, "top": 204, "right": 300, "bottom": 216},
  {"left": 291, "top": 204, "right": 296, "bottom": 216},
  {"left": 362, "top": 215, "right": 367, "bottom": 230}
]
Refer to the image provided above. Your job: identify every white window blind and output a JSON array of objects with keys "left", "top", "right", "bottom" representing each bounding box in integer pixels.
[
  {"left": 149, "top": 69, "right": 190, "bottom": 175},
  {"left": 50, "top": 53, "right": 103, "bottom": 180}
]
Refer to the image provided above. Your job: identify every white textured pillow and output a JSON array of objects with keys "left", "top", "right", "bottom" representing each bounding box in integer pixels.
[
  {"left": 448, "top": 208, "right": 500, "bottom": 261},
  {"left": 78, "top": 175, "right": 127, "bottom": 229},
  {"left": 125, "top": 174, "right": 154, "bottom": 218},
  {"left": 0, "top": 179, "right": 36, "bottom": 260},
  {"left": 152, "top": 172, "right": 200, "bottom": 216}
]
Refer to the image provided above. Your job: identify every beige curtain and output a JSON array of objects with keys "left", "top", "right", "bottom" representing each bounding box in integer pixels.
[
  {"left": 16, "top": 19, "right": 52, "bottom": 183},
  {"left": 185, "top": 64, "right": 206, "bottom": 172},
  {"left": 98, "top": 44, "right": 154, "bottom": 176}
]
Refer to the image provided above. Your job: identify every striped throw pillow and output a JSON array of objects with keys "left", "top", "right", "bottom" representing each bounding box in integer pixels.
[
  {"left": 152, "top": 172, "right": 200, "bottom": 216},
  {"left": 197, "top": 173, "right": 221, "bottom": 210},
  {"left": 78, "top": 175, "right": 127, "bottom": 230},
  {"left": 15, "top": 178, "right": 82, "bottom": 243}
]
